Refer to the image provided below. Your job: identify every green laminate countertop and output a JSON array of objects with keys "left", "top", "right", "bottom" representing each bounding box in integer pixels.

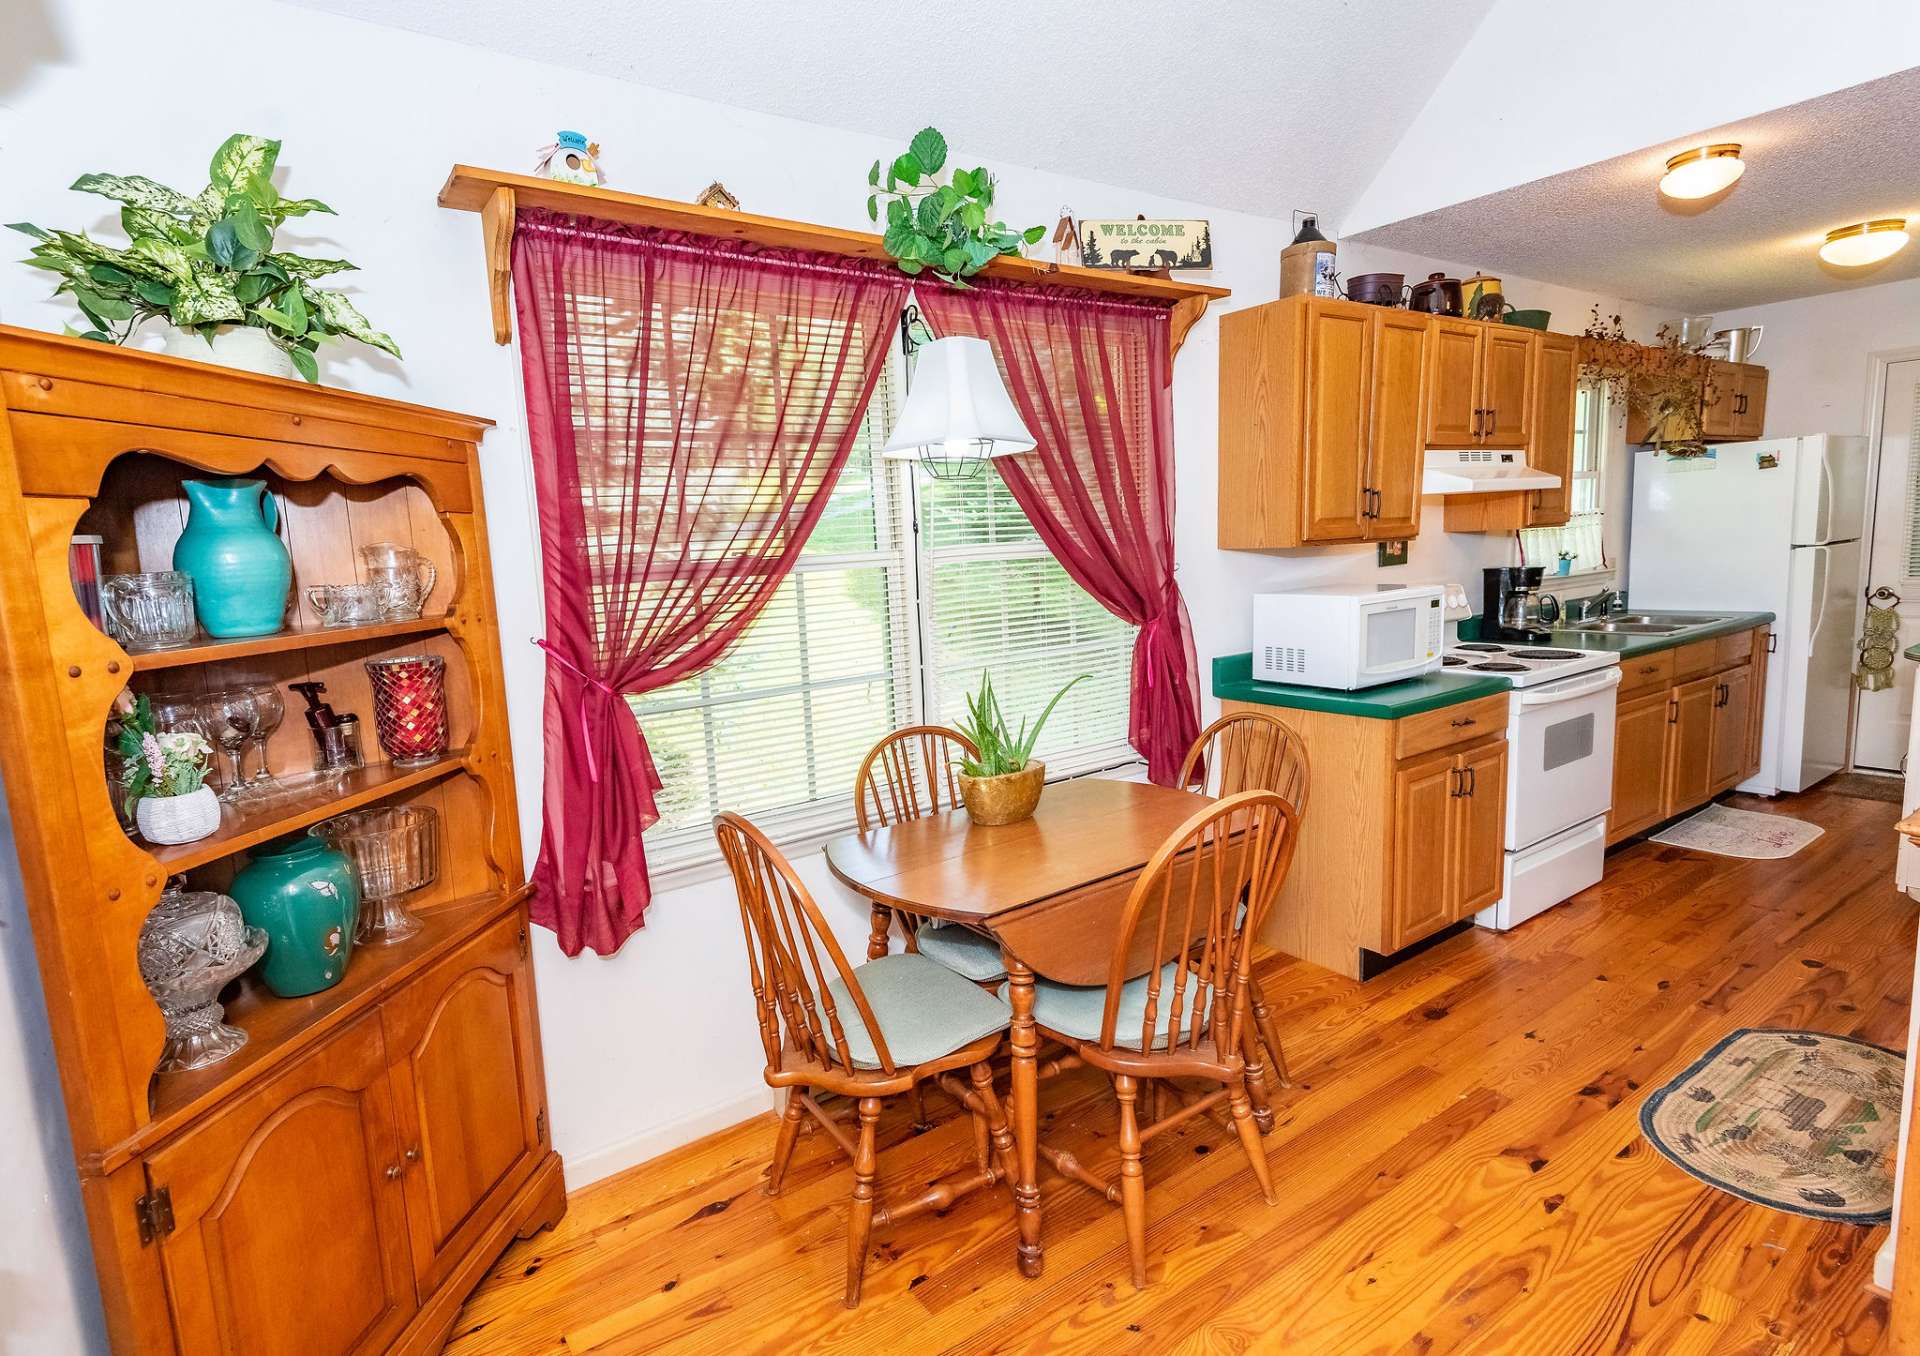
[
  {"left": 1212, "top": 612, "right": 1776, "bottom": 721},
  {"left": 1210, "top": 653, "right": 1509, "bottom": 719}
]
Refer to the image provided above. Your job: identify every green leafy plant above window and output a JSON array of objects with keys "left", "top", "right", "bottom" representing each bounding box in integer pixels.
[
  {"left": 866, "top": 127, "right": 1045, "bottom": 286},
  {"left": 7, "top": 134, "right": 399, "bottom": 382}
]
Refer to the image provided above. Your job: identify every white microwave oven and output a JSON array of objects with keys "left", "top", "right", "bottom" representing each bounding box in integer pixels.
[{"left": 1253, "top": 583, "right": 1446, "bottom": 690}]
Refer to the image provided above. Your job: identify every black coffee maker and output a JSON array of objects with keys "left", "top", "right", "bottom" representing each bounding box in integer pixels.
[{"left": 1482, "top": 566, "right": 1554, "bottom": 643}]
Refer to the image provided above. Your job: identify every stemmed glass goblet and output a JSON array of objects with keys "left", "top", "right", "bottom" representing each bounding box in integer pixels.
[
  {"left": 245, "top": 684, "right": 289, "bottom": 800},
  {"left": 208, "top": 688, "right": 259, "bottom": 804}
]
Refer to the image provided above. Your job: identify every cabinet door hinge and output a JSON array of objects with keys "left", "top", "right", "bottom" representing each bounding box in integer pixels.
[
  {"left": 135, "top": 1186, "right": 175, "bottom": 1245},
  {"left": 535, "top": 1107, "right": 548, "bottom": 1144}
]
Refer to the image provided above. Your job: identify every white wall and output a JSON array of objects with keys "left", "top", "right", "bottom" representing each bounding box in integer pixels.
[
  {"left": 1343, "top": 0, "right": 1920, "bottom": 237},
  {"left": 0, "top": 3, "right": 1671, "bottom": 1348},
  {"left": 1708, "top": 277, "right": 1920, "bottom": 439}
]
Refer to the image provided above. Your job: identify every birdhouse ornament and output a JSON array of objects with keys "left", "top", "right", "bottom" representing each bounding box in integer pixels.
[{"left": 535, "top": 131, "right": 603, "bottom": 186}]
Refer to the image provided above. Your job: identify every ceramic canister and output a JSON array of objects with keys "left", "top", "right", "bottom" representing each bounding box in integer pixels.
[
  {"left": 171, "top": 478, "right": 292, "bottom": 638},
  {"left": 229, "top": 831, "right": 361, "bottom": 997}
]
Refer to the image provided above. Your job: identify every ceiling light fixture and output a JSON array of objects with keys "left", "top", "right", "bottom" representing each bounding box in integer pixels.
[
  {"left": 1659, "top": 143, "right": 1745, "bottom": 200},
  {"left": 1819, "top": 219, "right": 1911, "bottom": 267}
]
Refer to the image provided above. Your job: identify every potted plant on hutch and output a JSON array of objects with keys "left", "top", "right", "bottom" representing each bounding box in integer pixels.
[
  {"left": 951, "top": 671, "right": 1086, "bottom": 826},
  {"left": 114, "top": 692, "right": 220, "bottom": 846},
  {"left": 8, "top": 133, "right": 399, "bottom": 382}
]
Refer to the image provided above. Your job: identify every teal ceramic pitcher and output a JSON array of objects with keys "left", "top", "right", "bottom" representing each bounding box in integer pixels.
[
  {"left": 229, "top": 832, "right": 360, "bottom": 997},
  {"left": 172, "top": 478, "right": 292, "bottom": 637}
]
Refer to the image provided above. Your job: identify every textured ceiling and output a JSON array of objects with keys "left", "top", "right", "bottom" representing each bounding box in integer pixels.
[
  {"left": 1355, "top": 69, "right": 1920, "bottom": 313},
  {"left": 280, "top": 0, "right": 1496, "bottom": 224}
]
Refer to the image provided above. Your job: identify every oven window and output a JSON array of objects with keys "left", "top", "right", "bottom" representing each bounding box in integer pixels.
[
  {"left": 1364, "top": 606, "right": 1417, "bottom": 669},
  {"left": 1542, "top": 713, "right": 1596, "bottom": 770}
]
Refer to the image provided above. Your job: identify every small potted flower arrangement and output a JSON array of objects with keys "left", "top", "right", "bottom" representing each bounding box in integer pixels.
[
  {"left": 951, "top": 671, "right": 1086, "bottom": 827},
  {"left": 1556, "top": 550, "right": 1577, "bottom": 576},
  {"left": 114, "top": 693, "right": 219, "bottom": 845}
]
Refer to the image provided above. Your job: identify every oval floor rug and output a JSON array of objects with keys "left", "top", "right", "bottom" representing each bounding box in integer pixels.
[{"left": 1640, "top": 1027, "right": 1904, "bottom": 1224}]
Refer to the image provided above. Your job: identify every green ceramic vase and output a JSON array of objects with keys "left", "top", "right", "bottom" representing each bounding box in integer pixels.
[{"left": 229, "top": 832, "right": 360, "bottom": 997}]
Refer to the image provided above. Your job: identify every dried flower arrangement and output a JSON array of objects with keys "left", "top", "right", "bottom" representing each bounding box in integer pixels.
[{"left": 1577, "top": 305, "right": 1715, "bottom": 456}]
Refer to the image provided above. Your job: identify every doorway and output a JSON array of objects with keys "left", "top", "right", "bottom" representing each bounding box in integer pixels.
[{"left": 1853, "top": 356, "right": 1920, "bottom": 774}]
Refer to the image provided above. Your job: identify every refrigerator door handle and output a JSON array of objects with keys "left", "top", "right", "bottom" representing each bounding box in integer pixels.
[
  {"left": 1814, "top": 445, "right": 1834, "bottom": 543},
  {"left": 1806, "top": 546, "right": 1829, "bottom": 658}
]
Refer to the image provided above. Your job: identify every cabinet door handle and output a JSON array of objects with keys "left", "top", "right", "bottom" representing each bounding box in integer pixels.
[
  {"left": 1464, "top": 766, "right": 1477, "bottom": 796},
  {"left": 1449, "top": 767, "right": 1463, "bottom": 797},
  {"left": 1371, "top": 488, "right": 1382, "bottom": 518},
  {"left": 1449, "top": 716, "right": 1476, "bottom": 728},
  {"left": 1667, "top": 697, "right": 1679, "bottom": 724},
  {"left": 385, "top": 1163, "right": 404, "bottom": 1181},
  {"left": 1638, "top": 664, "right": 1660, "bottom": 675},
  {"left": 1471, "top": 408, "right": 1483, "bottom": 437},
  {"left": 1487, "top": 407, "right": 1498, "bottom": 437},
  {"left": 404, "top": 1145, "right": 421, "bottom": 1164}
]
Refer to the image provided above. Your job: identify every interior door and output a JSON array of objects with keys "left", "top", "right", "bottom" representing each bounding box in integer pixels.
[
  {"left": 1300, "top": 301, "right": 1371, "bottom": 541},
  {"left": 1424, "top": 319, "right": 1483, "bottom": 448},
  {"left": 1852, "top": 359, "right": 1920, "bottom": 772},
  {"left": 1528, "top": 334, "right": 1578, "bottom": 526},
  {"left": 382, "top": 911, "right": 542, "bottom": 1294},
  {"left": 1366, "top": 309, "right": 1428, "bottom": 538},
  {"left": 145, "top": 1015, "right": 416, "bottom": 1356},
  {"left": 1480, "top": 328, "right": 1535, "bottom": 449}
]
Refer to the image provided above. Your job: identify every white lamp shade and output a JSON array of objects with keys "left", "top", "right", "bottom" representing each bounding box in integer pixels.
[{"left": 882, "top": 336, "right": 1037, "bottom": 462}]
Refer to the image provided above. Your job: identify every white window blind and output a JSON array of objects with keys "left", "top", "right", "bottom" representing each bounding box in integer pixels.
[
  {"left": 1900, "top": 379, "right": 1920, "bottom": 579},
  {"left": 633, "top": 357, "right": 1138, "bottom": 870}
]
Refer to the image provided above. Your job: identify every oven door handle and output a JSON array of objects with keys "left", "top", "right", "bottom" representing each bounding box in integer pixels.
[{"left": 1512, "top": 667, "right": 1623, "bottom": 707}]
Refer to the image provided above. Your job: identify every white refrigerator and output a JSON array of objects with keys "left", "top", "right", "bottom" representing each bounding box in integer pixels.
[{"left": 1627, "top": 435, "right": 1869, "bottom": 796}]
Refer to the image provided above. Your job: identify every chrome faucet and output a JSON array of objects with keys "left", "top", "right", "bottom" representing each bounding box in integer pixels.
[{"left": 1590, "top": 588, "right": 1626, "bottom": 617}]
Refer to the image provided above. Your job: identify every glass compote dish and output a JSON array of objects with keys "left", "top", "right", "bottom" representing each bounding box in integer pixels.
[
  {"left": 319, "top": 804, "right": 439, "bottom": 945},
  {"left": 137, "top": 882, "right": 268, "bottom": 1073}
]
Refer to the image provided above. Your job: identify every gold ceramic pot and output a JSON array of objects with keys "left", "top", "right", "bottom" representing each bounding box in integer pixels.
[{"left": 958, "top": 761, "right": 1046, "bottom": 827}]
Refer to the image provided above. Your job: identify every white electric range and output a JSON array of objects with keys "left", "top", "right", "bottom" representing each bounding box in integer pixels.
[{"left": 1442, "top": 639, "right": 1623, "bottom": 931}]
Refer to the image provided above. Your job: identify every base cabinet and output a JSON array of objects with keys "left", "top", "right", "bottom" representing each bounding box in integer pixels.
[
  {"left": 1608, "top": 627, "right": 1769, "bottom": 845},
  {"left": 145, "top": 1015, "right": 417, "bottom": 1356},
  {"left": 1233, "top": 693, "right": 1508, "bottom": 979},
  {"left": 137, "top": 906, "right": 556, "bottom": 1356}
]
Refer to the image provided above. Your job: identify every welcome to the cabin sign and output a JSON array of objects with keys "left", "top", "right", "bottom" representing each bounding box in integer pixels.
[{"left": 1078, "top": 218, "right": 1213, "bottom": 271}]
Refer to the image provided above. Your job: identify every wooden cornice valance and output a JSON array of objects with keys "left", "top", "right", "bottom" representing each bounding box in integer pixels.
[{"left": 437, "top": 166, "right": 1227, "bottom": 363}]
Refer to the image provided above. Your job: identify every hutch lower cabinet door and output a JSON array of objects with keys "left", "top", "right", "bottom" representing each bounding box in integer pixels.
[
  {"left": 143, "top": 1014, "right": 418, "bottom": 1356},
  {"left": 382, "top": 912, "right": 544, "bottom": 1294}
]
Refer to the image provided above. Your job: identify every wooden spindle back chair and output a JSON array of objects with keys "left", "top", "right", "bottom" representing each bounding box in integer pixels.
[
  {"left": 714, "top": 811, "right": 1018, "bottom": 1308},
  {"left": 853, "top": 724, "right": 980, "bottom": 831},
  {"left": 1027, "top": 790, "right": 1299, "bottom": 1289},
  {"left": 1176, "top": 709, "right": 1310, "bottom": 1117},
  {"left": 1177, "top": 709, "right": 1311, "bottom": 810}
]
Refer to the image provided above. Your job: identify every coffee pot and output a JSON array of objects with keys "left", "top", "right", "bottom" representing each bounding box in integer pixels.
[{"left": 1483, "top": 566, "right": 1559, "bottom": 642}]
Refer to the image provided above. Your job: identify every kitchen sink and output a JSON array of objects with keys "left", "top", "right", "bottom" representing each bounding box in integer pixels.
[
  {"left": 1608, "top": 613, "right": 1726, "bottom": 626},
  {"left": 1571, "top": 621, "right": 1689, "bottom": 634}
]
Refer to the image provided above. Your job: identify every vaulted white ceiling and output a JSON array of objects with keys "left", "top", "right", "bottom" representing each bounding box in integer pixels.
[
  {"left": 1354, "top": 70, "right": 1920, "bottom": 312},
  {"left": 280, "top": 0, "right": 1498, "bottom": 225}
]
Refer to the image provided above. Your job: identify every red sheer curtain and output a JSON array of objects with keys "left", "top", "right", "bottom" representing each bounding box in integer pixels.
[
  {"left": 917, "top": 280, "right": 1200, "bottom": 784},
  {"left": 514, "top": 210, "right": 907, "bottom": 956}
]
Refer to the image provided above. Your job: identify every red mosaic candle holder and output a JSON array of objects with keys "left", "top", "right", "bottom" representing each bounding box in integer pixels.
[{"left": 363, "top": 655, "right": 448, "bottom": 767}]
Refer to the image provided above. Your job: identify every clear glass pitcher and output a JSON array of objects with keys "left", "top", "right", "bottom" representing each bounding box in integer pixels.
[{"left": 356, "top": 542, "right": 437, "bottom": 620}]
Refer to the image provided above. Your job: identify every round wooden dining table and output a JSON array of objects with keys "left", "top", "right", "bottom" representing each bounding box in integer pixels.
[{"left": 822, "top": 776, "right": 1211, "bottom": 1278}]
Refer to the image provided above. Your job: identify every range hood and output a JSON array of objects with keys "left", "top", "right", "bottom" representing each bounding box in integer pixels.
[{"left": 1423, "top": 448, "right": 1558, "bottom": 495}]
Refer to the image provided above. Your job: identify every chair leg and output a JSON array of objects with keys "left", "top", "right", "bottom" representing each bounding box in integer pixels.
[
  {"left": 1228, "top": 1077, "right": 1278, "bottom": 1207},
  {"left": 1114, "top": 1074, "right": 1149, "bottom": 1290},
  {"left": 1247, "top": 973, "right": 1291, "bottom": 1088},
  {"left": 1240, "top": 1022, "right": 1276, "bottom": 1136},
  {"left": 910, "top": 1084, "right": 932, "bottom": 1132},
  {"left": 845, "top": 1095, "right": 882, "bottom": 1309},
  {"left": 766, "top": 1087, "right": 806, "bottom": 1196},
  {"left": 970, "top": 1061, "right": 1018, "bottom": 1183}
]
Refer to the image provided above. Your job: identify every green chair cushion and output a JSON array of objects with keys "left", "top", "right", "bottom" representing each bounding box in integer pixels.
[
  {"left": 915, "top": 922, "right": 1008, "bottom": 982},
  {"left": 826, "top": 952, "right": 1012, "bottom": 1070},
  {"left": 1021, "top": 962, "right": 1214, "bottom": 1051}
]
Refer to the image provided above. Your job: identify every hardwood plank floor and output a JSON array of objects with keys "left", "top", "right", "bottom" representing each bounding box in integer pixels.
[{"left": 450, "top": 788, "right": 1912, "bottom": 1355}]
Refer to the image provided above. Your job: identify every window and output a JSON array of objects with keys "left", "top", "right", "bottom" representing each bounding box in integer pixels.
[
  {"left": 1521, "top": 381, "right": 1609, "bottom": 577},
  {"left": 632, "top": 357, "right": 1138, "bottom": 871}
]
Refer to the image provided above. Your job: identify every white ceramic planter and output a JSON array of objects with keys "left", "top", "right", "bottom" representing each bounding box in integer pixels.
[
  {"left": 135, "top": 785, "right": 221, "bottom": 846},
  {"left": 156, "top": 324, "right": 299, "bottom": 381}
]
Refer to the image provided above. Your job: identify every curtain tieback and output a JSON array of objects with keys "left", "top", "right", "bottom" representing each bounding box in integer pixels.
[{"left": 534, "top": 638, "right": 619, "bottom": 783}]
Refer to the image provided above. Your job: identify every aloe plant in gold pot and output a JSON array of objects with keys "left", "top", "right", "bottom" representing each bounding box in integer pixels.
[{"left": 951, "top": 671, "right": 1086, "bottom": 826}]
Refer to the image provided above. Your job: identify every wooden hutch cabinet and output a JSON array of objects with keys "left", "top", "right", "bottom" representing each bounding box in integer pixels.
[{"left": 0, "top": 328, "right": 564, "bottom": 1354}]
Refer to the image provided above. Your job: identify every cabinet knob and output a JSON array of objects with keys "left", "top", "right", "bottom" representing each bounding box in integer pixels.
[
  {"left": 404, "top": 1145, "right": 421, "bottom": 1163},
  {"left": 385, "top": 1163, "right": 403, "bottom": 1180}
]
